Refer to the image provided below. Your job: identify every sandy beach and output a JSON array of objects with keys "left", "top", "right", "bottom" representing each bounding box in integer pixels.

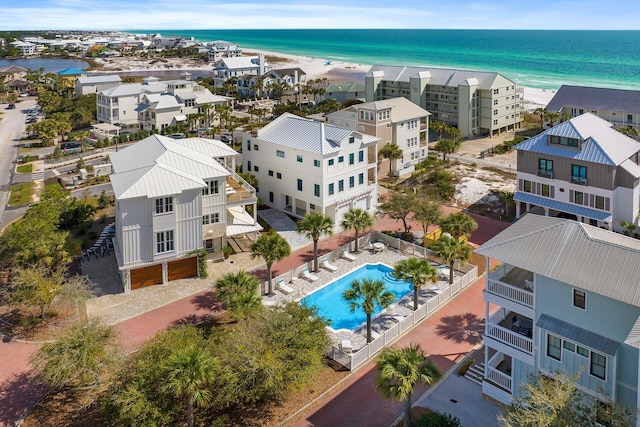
[{"left": 92, "top": 49, "right": 555, "bottom": 112}]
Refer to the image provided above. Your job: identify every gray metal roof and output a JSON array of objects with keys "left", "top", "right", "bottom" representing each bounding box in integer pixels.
[
  {"left": 256, "top": 113, "right": 379, "bottom": 155},
  {"left": 325, "top": 82, "right": 366, "bottom": 93},
  {"left": 77, "top": 75, "right": 122, "bottom": 84},
  {"left": 475, "top": 215, "right": 640, "bottom": 308},
  {"left": 513, "top": 193, "right": 612, "bottom": 222},
  {"left": 537, "top": 314, "right": 618, "bottom": 356},
  {"left": 514, "top": 113, "right": 640, "bottom": 166},
  {"left": 366, "top": 65, "right": 510, "bottom": 90},
  {"left": 547, "top": 85, "right": 640, "bottom": 115}
]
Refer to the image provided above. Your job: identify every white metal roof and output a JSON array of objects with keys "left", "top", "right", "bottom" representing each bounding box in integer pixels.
[
  {"left": 77, "top": 75, "right": 122, "bottom": 84},
  {"left": 366, "top": 65, "right": 509, "bottom": 90},
  {"left": 514, "top": 113, "right": 640, "bottom": 166},
  {"left": 110, "top": 134, "right": 230, "bottom": 199},
  {"left": 256, "top": 113, "right": 379, "bottom": 155},
  {"left": 476, "top": 215, "right": 640, "bottom": 307},
  {"left": 178, "top": 137, "right": 239, "bottom": 158}
]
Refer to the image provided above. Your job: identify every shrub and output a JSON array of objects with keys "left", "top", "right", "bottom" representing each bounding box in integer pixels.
[
  {"left": 457, "top": 358, "right": 473, "bottom": 376},
  {"left": 414, "top": 412, "right": 462, "bottom": 427}
]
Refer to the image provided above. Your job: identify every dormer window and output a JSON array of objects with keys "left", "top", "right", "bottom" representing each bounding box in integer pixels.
[{"left": 549, "top": 135, "right": 580, "bottom": 148}]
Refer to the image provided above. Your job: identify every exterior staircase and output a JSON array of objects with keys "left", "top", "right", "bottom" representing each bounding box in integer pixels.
[{"left": 465, "top": 361, "right": 485, "bottom": 386}]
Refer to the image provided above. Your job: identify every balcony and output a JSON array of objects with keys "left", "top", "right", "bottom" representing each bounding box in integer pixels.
[
  {"left": 570, "top": 176, "right": 587, "bottom": 186},
  {"left": 486, "top": 264, "right": 534, "bottom": 308},
  {"left": 537, "top": 169, "right": 553, "bottom": 179},
  {"left": 217, "top": 161, "right": 257, "bottom": 205},
  {"left": 485, "top": 318, "right": 533, "bottom": 355}
]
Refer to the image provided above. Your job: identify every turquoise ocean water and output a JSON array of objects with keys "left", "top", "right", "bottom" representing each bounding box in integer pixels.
[{"left": 132, "top": 29, "right": 640, "bottom": 90}]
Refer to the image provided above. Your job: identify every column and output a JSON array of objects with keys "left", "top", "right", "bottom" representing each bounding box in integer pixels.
[{"left": 516, "top": 202, "right": 521, "bottom": 219}]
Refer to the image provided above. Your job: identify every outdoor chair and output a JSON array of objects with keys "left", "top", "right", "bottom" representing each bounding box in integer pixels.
[
  {"left": 278, "top": 279, "right": 294, "bottom": 294},
  {"left": 322, "top": 258, "right": 338, "bottom": 271},
  {"left": 302, "top": 268, "right": 319, "bottom": 281},
  {"left": 342, "top": 249, "right": 357, "bottom": 261}
]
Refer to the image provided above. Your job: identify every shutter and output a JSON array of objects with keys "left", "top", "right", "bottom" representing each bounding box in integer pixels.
[
  {"left": 589, "top": 194, "right": 595, "bottom": 207},
  {"left": 570, "top": 190, "right": 574, "bottom": 202},
  {"left": 605, "top": 198, "right": 610, "bottom": 211},
  {"left": 536, "top": 182, "right": 541, "bottom": 195},
  {"left": 519, "top": 179, "right": 523, "bottom": 191},
  {"left": 584, "top": 193, "right": 590, "bottom": 206},
  {"left": 550, "top": 186, "right": 555, "bottom": 198}
]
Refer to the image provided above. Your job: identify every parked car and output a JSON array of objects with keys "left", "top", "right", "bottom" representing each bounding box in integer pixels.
[{"left": 6, "top": 104, "right": 15, "bottom": 110}]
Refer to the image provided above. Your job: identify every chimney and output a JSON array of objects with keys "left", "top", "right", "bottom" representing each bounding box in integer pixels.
[{"left": 258, "top": 54, "right": 265, "bottom": 76}]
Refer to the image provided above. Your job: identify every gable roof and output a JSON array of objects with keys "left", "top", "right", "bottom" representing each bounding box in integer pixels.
[
  {"left": 256, "top": 113, "right": 379, "bottom": 155},
  {"left": 269, "top": 67, "right": 306, "bottom": 78},
  {"left": 475, "top": 215, "right": 640, "bottom": 307},
  {"left": 514, "top": 112, "right": 640, "bottom": 166},
  {"left": 110, "top": 134, "right": 230, "bottom": 199},
  {"left": 325, "top": 82, "right": 366, "bottom": 94},
  {"left": 366, "top": 65, "right": 510, "bottom": 90},
  {"left": 216, "top": 56, "right": 260, "bottom": 70},
  {"left": 352, "top": 97, "right": 430, "bottom": 122},
  {"left": 547, "top": 85, "right": 640, "bottom": 115}
]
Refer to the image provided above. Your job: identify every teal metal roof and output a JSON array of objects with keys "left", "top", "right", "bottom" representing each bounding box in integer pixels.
[{"left": 56, "top": 67, "right": 85, "bottom": 75}]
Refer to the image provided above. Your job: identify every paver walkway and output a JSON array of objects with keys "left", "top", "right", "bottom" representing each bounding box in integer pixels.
[{"left": 258, "top": 208, "right": 312, "bottom": 250}]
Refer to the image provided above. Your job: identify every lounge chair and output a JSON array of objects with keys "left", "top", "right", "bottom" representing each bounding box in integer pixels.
[
  {"left": 278, "top": 279, "right": 294, "bottom": 294},
  {"left": 342, "top": 249, "right": 357, "bottom": 261},
  {"left": 390, "top": 314, "right": 405, "bottom": 323},
  {"left": 371, "top": 330, "right": 381, "bottom": 340},
  {"left": 340, "top": 339, "right": 353, "bottom": 353},
  {"left": 322, "top": 258, "right": 338, "bottom": 271},
  {"left": 302, "top": 268, "right": 319, "bottom": 282}
]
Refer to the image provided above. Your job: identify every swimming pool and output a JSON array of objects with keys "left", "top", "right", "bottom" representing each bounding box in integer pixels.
[{"left": 300, "top": 263, "right": 412, "bottom": 331}]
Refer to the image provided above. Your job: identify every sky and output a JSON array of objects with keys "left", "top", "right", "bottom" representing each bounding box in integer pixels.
[{"left": 2, "top": 0, "right": 640, "bottom": 31}]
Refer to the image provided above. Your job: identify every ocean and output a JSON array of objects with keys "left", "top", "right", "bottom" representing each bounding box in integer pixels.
[{"left": 135, "top": 29, "right": 640, "bottom": 91}]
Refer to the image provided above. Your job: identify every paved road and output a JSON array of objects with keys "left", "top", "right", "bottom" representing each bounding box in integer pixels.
[{"left": 0, "top": 100, "right": 36, "bottom": 228}]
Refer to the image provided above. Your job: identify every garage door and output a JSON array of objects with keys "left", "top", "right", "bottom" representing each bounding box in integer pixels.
[
  {"left": 168, "top": 256, "right": 198, "bottom": 281},
  {"left": 130, "top": 264, "right": 163, "bottom": 290}
]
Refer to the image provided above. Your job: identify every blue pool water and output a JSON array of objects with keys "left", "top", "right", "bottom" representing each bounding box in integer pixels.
[{"left": 300, "top": 263, "right": 412, "bottom": 331}]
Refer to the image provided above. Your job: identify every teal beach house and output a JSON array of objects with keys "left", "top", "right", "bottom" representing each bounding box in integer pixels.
[{"left": 476, "top": 214, "right": 640, "bottom": 422}]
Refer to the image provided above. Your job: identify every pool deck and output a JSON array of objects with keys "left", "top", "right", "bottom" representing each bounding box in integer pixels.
[{"left": 262, "top": 247, "right": 463, "bottom": 351}]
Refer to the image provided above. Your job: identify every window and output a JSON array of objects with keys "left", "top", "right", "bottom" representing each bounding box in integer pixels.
[
  {"left": 246, "top": 140, "right": 251, "bottom": 151},
  {"left": 269, "top": 191, "right": 274, "bottom": 203},
  {"left": 314, "top": 184, "right": 320, "bottom": 197},
  {"left": 276, "top": 150, "right": 285, "bottom": 158},
  {"left": 297, "top": 155, "right": 303, "bottom": 163},
  {"left": 338, "top": 156, "right": 344, "bottom": 164},
  {"left": 549, "top": 135, "right": 579, "bottom": 147},
  {"left": 574, "top": 191, "right": 584, "bottom": 205},
  {"left": 547, "top": 334, "right": 562, "bottom": 361},
  {"left": 202, "top": 180, "right": 219, "bottom": 196},
  {"left": 310, "top": 203, "right": 316, "bottom": 210},
  {"left": 276, "top": 172, "right": 282, "bottom": 179},
  {"left": 493, "top": 99, "right": 498, "bottom": 105},
  {"left": 358, "top": 150, "right": 364, "bottom": 162},
  {"left": 571, "top": 165, "right": 587, "bottom": 185},
  {"left": 268, "top": 170, "right": 274, "bottom": 177},
  {"left": 349, "top": 136, "right": 355, "bottom": 144},
  {"left": 338, "top": 180, "right": 344, "bottom": 192},
  {"left": 156, "top": 230, "right": 174, "bottom": 253},
  {"left": 349, "top": 176, "right": 355, "bottom": 188},
  {"left": 297, "top": 179, "right": 302, "bottom": 191},
  {"left": 349, "top": 153, "right": 354, "bottom": 165},
  {"left": 523, "top": 180, "right": 532, "bottom": 193},
  {"left": 328, "top": 159, "right": 334, "bottom": 166},
  {"left": 253, "top": 165, "right": 259, "bottom": 172},
  {"left": 590, "top": 351, "right": 606, "bottom": 380},
  {"left": 493, "top": 109, "right": 498, "bottom": 115},
  {"left": 541, "top": 184, "right": 550, "bottom": 197},
  {"left": 247, "top": 160, "right": 251, "bottom": 172},
  {"left": 595, "top": 196, "right": 605, "bottom": 210},
  {"left": 573, "top": 289, "right": 586, "bottom": 309},
  {"left": 577, "top": 345, "right": 589, "bottom": 357},
  {"left": 155, "top": 197, "right": 173, "bottom": 214},
  {"left": 358, "top": 173, "right": 364, "bottom": 185},
  {"left": 538, "top": 159, "right": 553, "bottom": 177},
  {"left": 314, "top": 159, "right": 320, "bottom": 167},
  {"left": 202, "top": 213, "right": 219, "bottom": 224},
  {"left": 328, "top": 183, "right": 334, "bottom": 195},
  {"left": 563, "top": 341, "right": 575, "bottom": 352},
  {"left": 254, "top": 144, "right": 259, "bottom": 151},
  {"left": 493, "top": 88, "right": 499, "bottom": 95}
]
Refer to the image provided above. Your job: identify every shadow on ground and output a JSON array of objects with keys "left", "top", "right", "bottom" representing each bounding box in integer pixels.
[{"left": 435, "top": 313, "right": 484, "bottom": 345}]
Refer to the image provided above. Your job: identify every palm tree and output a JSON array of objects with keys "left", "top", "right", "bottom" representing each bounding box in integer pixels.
[
  {"left": 341, "top": 208, "right": 374, "bottom": 252},
  {"left": 392, "top": 257, "right": 438, "bottom": 310},
  {"left": 379, "top": 142, "right": 403, "bottom": 176},
  {"left": 500, "top": 191, "right": 515, "bottom": 217},
  {"left": 163, "top": 344, "right": 217, "bottom": 427},
  {"left": 296, "top": 212, "right": 334, "bottom": 272},
  {"left": 439, "top": 212, "right": 478, "bottom": 239},
  {"left": 429, "top": 120, "right": 448, "bottom": 141},
  {"left": 343, "top": 278, "right": 394, "bottom": 343},
  {"left": 430, "top": 236, "right": 472, "bottom": 284},
  {"left": 376, "top": 343, "right": 442, "bottom": 427},
  {"left": 215, "top": 271, "right": 262, "bottom": 319},
  {"left": 250, "top": 230, "right": 291, "bottom": 295},
  {"left": 534, "top": 107, "right": 547, "bottom": 130},
  {"left": 620, "top": 220, "right": 637, "bottom": 237},
  {"left": 434, "top": 137, "right": 462, "bottom": 162}
]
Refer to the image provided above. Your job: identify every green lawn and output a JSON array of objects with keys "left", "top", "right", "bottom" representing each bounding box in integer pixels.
[
  {"left": 16, "top": 163, "right": 33, "bottom": 174},
  {"left": 8, "top": 182, "right": 32, "bottom": 206}
]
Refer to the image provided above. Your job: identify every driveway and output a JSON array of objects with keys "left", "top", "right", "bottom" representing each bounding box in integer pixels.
[{"left": 258, "top": 208, "right": 311, "bottom": 251}]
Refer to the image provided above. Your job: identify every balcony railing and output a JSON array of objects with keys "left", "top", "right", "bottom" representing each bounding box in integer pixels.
[
  {"left": 570, "top": 176, "right": 587, "bottom": 186},
  {"left": 486, "top": 323, "right": 533, "bottom": 354},
  {"left": 537, "top": 169, "right": 553, "bottom": 178},
  {"left": 485, "top": 366, "right": 512, "bottom": 392},
  {"left": 487, "top": 279, "right": 533, "bottom": 308}
]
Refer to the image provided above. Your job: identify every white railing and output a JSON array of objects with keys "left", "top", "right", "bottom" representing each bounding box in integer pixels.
[
  {"left": 486, "top": 323, "right": 533, "bottom": 354},
  {"left": 216, "top": 160, "right": 257, "bottom": 195},
  {"left": 487, "top": 279, "right": 533, "bottom": 307},
  {"left": 486, "top": 366, "right": 512, "bottom": 391}
]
